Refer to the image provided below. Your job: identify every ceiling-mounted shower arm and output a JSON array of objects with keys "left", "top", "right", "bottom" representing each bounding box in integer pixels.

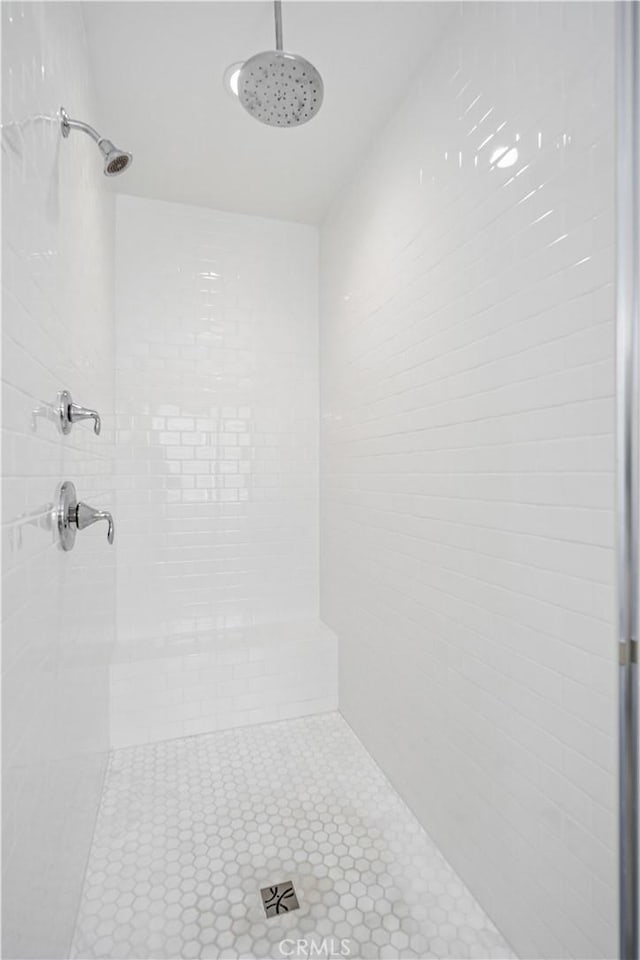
[{"left": 274, "top": 0, "right": 283, "bottom": 52}]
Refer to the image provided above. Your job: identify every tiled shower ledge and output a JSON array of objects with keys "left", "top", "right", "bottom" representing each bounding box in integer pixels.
[
  {"left": 71, "top": 713, "right": 514, "bottom": 960},
  {"left": 109, "top": 620, "right": 338, "bottom": 749}
]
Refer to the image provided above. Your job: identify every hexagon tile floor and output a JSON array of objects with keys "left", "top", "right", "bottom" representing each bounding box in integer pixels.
[{"left": 71, "top": 713, "right": 515, "bottom": 960}]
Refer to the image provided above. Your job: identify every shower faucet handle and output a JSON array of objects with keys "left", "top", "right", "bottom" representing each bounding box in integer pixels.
[
  {"left": 57, "top": 481, "right": 114, "bottom": 551},
  {"left": 76, "top": 501, "right": 114, "bottom": 544},
  {"left": 58, "top": 390, "right": 102, "bottom": 435}
]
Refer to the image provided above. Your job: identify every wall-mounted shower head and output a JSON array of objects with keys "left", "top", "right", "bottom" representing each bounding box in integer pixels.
[
  {"left": 237, "top": 1, "right": 324, "bottom": 128},
  {"left": 96, "top": 139, "right": 132, "bottom": 176},
  {"left": 60, "top": 107, "right": 133, "bottom": 176}
]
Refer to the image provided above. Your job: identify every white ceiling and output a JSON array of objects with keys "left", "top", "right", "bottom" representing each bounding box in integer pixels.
[{"left": 83, "top": 1, "right": 449, "bottom": 223}]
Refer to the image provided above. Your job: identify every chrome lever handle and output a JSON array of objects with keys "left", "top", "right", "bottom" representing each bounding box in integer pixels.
[
  {"left": 58, "top": 390, "right": 102, "bottom": 435},
  {"left": 76, "top": 502, "right": 114, "bottom": 544},
  {"left": 69, "top": 402, "right": 101, "bottom": 435},
  {"left": 57, "top": 481, "right": 115, "bottom": 551}
]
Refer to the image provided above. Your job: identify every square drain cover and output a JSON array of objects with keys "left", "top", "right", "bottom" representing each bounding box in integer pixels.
[{"left": 260, "top": 881, "right": 300, "bottom": 917}]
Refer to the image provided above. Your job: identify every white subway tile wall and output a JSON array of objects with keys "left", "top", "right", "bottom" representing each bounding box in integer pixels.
[
  {"left": 115, "top": 195, "right": 319, "bottom": 640},
  {"left": 112, "top": 196, "right": 335, "bottom": 744},
  {"left": 320, "top": 4, "right": 616, "bottom": 959},
  {"left": 110, "top": 620, "right": 338, "bottom": 748},
  {"left": 2, "top": 3, "right": 116, "bottom": 956}
]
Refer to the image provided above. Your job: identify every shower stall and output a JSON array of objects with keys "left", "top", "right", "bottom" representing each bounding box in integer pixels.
[{"left": 1, "top": 2, "right": 637, "bottom": 959}]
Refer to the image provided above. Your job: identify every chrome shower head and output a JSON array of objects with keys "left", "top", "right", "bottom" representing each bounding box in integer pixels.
[
  {"left": 60, "top": 107, "right": 133, "bottom": 177},
  {"left": 237, "top": 1, "right": 324, "bottom": 128},
  {"left": 97, "top": 138, "right": 133, "bottom": 177},
  {"left": 238, "top": 50, "right": 323, "bottom": 127}
]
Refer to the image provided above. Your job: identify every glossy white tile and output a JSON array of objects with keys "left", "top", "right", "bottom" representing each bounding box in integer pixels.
[
  {"left": 1, "top": 2, "right": 116, "bottom": 956},
  {"left": 109, "top": 620, "right": 338, "bottom": 748},
  {"left": 114, "top": 195, "right": 319, "bottom": 641},
  {"left": 319, "top": 4, "right": 616, "bottom": 958}
]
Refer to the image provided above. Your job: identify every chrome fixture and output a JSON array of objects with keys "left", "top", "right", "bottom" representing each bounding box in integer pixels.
[
  {"left": 58, "top": 390, "right": 101, "bottom": 435},
  {"left": 57, "top": 481, "right": 114, "bottom": 551},
  {"left": 616, "top": 3, "right": 640, "bottom": 958},
  {"left": 60, "top": 107, "right": 132, "bottom": 176},
  {"left": 237, "top": 0, "right": 324, "bottom": 127}
]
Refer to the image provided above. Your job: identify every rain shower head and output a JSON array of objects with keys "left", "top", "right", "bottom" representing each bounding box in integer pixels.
[
  {"left": 60, "top": 107, "right": 133, "bottom": 176},
  {"left": 237, "top": 1, "right": 324, "bottom": 128}
]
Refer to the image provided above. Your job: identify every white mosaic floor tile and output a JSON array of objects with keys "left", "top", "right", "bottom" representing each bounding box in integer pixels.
[{"left": 71, "top": 713, "right": 514, "bottom": 960}]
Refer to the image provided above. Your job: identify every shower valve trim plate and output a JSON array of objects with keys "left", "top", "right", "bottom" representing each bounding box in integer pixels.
[
  {"left": 58, "top": 390, "right": 102, "bottom": 436},
  {"left": 57, "top": 480, "right": 114, "bottom": 551}
]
